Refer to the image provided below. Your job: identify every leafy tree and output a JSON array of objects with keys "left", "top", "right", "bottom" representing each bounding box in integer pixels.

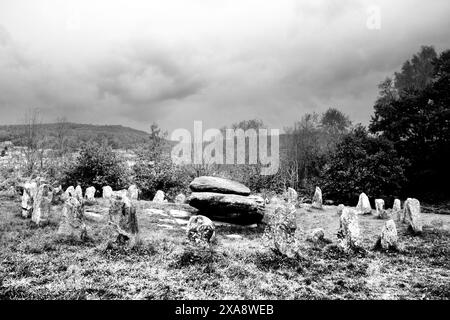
[
  {"left": 370, "top": 47, "right": 450, "bottom": 199},
  {"left": 321, "top": 125, "right": 407, "bottom": 204}
]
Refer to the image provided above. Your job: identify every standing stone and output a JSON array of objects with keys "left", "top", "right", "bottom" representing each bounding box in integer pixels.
[
  {"left": 378, "top": 219, "right": 399, "bottom": 250},
  {"left": 403, "top": 198, "right": 422, "bottom": 233},
  {"left": 127, "top": 185, "right": 139, "bottom": 200},
  {"left": 287, "top": 187, "right": 298, "bottom": 204},
  {"left": 263, "top": 204, "right": 299, "bottom": 258},
  {"left": 392, "top": 199, "right": 402, "bottom": 221},
  {"left": 114, "top": 189, "right": 128, "bottom": 198},
  {"left": 102, "top": 186, "right": 113, "bottom": 199},
  {"left": 337, "top": 204, "right": 345, "bottom": 217},
  {"left": 32, "top": 184, "right": 53, "bottom": 226},
  {"left": 65, "top": 186, "right": 75, "bottom": 198},
  {"left": 356, "top": 192, "right": 372, "bottom": 215},
  {"left": 74, "top": 185, "right": 83, "bottom": 201},
  {"left": 337, "top": 208, "right": 362, "bottom": 252},
  {"left": 153, "top": 190, "right": 165, "bottom": 203},
  {"left": 57, "top": 197, "right": 87, "bottom": 240},
  {"left": 375, "top": 199, "right": 387, "bottom": 219},
  {"left": 174, "top": 193, "right": 186, "bottom": 204},
  {"left": 187, "top": 215, "right": 215, "bottom": 245},
  {"left": 51, "top": 186, "right": 65, "bottom": 205},
  {"left": 21, "top": 181, "right": 37, "bottom": 218},
  {"left": 109, "top": 195, "right": 139, "bottom": 246},
  {"left": 311, "top": 187, "right": 323, "bottom": 209},
  {"left": 85, "top": 187, "right": 96, "bottom": 201}
]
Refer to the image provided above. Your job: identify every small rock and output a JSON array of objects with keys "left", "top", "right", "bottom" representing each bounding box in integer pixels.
[
  {"left": 187, "top": 215, "right": 216, "bottom": 245},
  {"left": 307, "top": 228, "right": 325, "bottom": 243}
]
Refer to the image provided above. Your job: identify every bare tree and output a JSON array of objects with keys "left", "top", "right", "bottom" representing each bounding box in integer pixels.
[{"left": 22, "top": 107, "right": 45, "bottom": 176}]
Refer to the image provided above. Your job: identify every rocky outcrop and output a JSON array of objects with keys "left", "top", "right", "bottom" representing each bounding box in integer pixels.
[
  {"left": 188, "top": 192, "right": 265, "bottom": 224},
  {"left": 189, "top": 176, "right": 250, "bottom": 196}
]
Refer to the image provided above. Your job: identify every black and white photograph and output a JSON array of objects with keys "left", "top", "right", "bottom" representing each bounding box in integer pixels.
[{"left": 0, "top": 0, "right": 449, "bottom": 307}]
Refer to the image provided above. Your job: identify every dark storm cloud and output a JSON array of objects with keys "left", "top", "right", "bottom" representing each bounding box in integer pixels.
[{"left": 0, "top": 0, "right": 449, "bottom": 132}]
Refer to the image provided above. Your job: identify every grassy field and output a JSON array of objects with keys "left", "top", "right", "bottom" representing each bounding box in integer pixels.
[{"left": 0, "top": 196, "right": 449, "bottom": 300}]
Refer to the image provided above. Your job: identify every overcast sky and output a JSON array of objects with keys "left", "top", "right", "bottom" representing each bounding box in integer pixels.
[{"left": 0, "top": 0, "right": 449, "bottom": 133}]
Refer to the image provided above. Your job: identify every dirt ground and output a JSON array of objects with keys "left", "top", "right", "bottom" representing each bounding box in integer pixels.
[{"left": 0, "top": 196, "right": 449, "bottom": 300}]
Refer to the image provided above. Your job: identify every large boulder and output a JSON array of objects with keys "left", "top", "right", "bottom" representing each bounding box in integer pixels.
[
  {"left": 102, "top": 186, "right": 113, "bottom": 199},
  {"left": 189, "top": 176, "right": 250, "bottom": 196},
  {"left": 109, "top": 195, "right": 139, "bottom": 246},
  {"left": 403, "top": 198, "right": 422, "bottom": 233},
  {"left": 153, "top": 190, "right": 165, "bottom": 203},
  {"left": 32, "top": 184, "right": 53, "bottom": 226},
  {"left": 187, "top": 192, "right": 265, "bottom": 224},
  {"left": 57, "top": 197, "right": 87, "bottom": 240},
  {"left": 337, "top": 208, "right": 362, "bottom": 252},
  {"left": 311, "top": 186, "right": 323, "bottom": 209},
  {"left": 187, "top": 215, "right": 215, "bottom": 245},
  {"left": 356, "top": 192, "right": 372, "bottom": 215}
]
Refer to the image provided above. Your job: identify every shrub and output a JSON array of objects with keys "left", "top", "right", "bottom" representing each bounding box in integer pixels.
[{"left": 61, "top": 142, "right": 129, "bottom": 193}]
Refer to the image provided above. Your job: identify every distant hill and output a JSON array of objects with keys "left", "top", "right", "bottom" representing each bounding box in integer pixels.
[{"left": 0, "top": 123, "right": 151, "bottom": 150}]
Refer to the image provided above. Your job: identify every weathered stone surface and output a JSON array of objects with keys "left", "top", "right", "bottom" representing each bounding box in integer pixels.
[
  {"left": 127, "top": 185, "right": 139, "bottom": 200},
  {"left": 74, "top": 185, "right": 83, "bottom": 201},
  {"left": 375, "top": 199, "right": 388, "bottom": 219},
  {"left": 174, "top": 193, "right": 186, "bottom": 204},
  {"left": 187, "top": 215, "right": 215, "bottom": 244},
  {"left": 379, "top": 219, "right": 398, "bottom": 250},
  {"left": 189, "top": 176, "right": 250, "bottom": 196},
  {"left": 153, "top": 190, "right": 165, "bottom": 203},
  {"left": 169, "top": 209, "right": 191, "bottom": 218},
  {"left": 403, "top": 198, "right": 422, "bottom": 233},
  {"left": 356, "top": 192, "right": 372, "bottom": 215},
  {"left": 21, "top": 181, "right": 37, "bottom": 218},
  {"left": 187, "top": 192, "right": 265, "bottom": 224},
  {"left": 102, "top": 186, "right": 113, "bottom": 199},
  {"left": 32, "top": 184, "right": 53, "bottom": 225},
  {"left": 312, "top": 187, "right": 323, "bottom": 209},
  {"left": 307, "top": 228, "right": 325, "bottom": 243},
  {"left": 263, "top": 204, "right": 299, "bottom": 258},
  {"left": 65, "top": 186, "right": 75, "bottom": 198},
  {"left": 287, "top": 187, "right": 298, "bottom": 203},
  {"left": 57, "top": 197, "right": 87, "bottom": 240},
  {"left": 85, "top": 187, "right": 96, "bottom": 201},
  {"left": 337, "top": 204, "right": 345, "bottom": 217},
  {"left": 109, "top": 195, "right": 139, "bottom": 246},
  {"left": 392, "top": 199, "right": 402, "bottom": 221},
  {"left": 337, "top": 208, "right": 362, "bottom": 252}
]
